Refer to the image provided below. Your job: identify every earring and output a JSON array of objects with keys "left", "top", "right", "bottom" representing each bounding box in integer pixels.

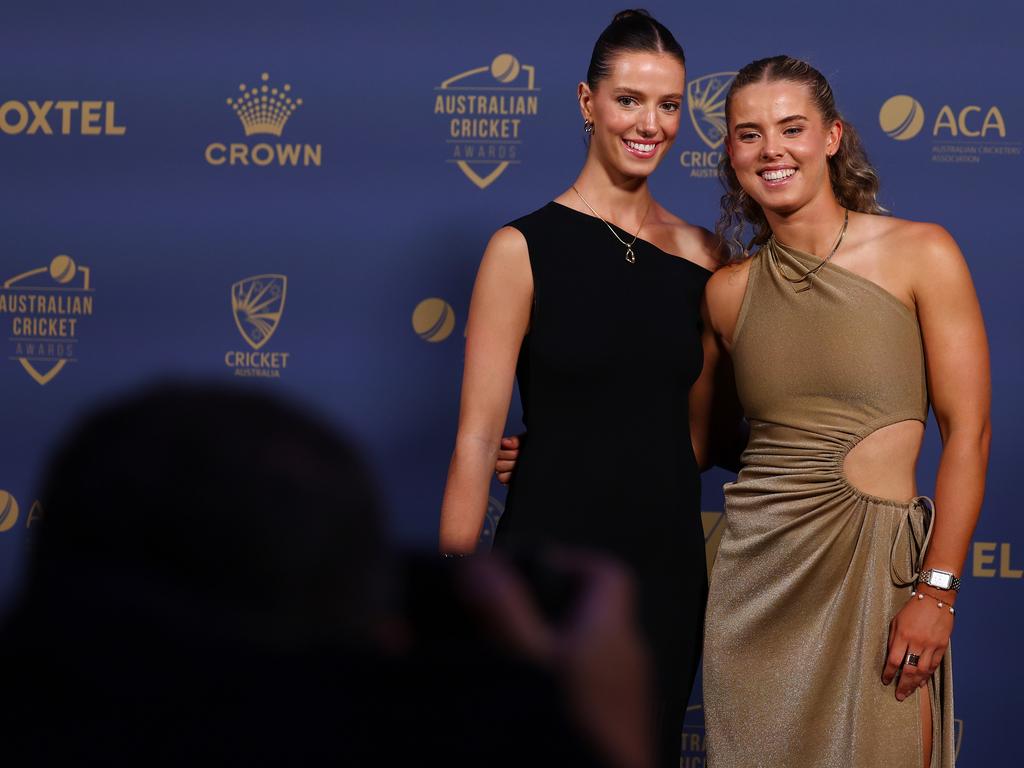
[{"left": 583, "top": 119, "right": 594, "bottom": 134}]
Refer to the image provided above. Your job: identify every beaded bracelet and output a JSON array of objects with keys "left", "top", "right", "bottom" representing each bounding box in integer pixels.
[{"left": 911, "top": 590, "right": 956, "bottom": 615}]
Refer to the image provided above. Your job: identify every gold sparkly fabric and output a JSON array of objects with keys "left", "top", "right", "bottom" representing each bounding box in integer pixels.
[{"left": 703, "top": 240, "right": 954, "bottom": 767}]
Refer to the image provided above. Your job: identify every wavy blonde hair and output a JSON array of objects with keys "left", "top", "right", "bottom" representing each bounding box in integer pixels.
[{"left": 716, "top": 56, "right": 888, "bottom": 262}]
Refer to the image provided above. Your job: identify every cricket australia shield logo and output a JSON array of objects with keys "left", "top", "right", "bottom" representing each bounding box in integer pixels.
[
  {"left": 231, "top": 274, "right": 286, "bottom": 350},
  {"left": 687, "top": 72, "right": 736, "bottom": 150}
]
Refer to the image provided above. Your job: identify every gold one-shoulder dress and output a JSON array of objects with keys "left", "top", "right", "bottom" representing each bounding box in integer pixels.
[{"left": 703, "top": 240, "right": 954, "bottom": 767}]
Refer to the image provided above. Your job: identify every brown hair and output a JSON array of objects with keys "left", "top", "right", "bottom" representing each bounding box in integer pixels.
[
  {"left": 716, "top": 55, "right": 887, "bottom": 262},
  {"left": 586, "top": 9, "right": 685, "bottom": 90}
]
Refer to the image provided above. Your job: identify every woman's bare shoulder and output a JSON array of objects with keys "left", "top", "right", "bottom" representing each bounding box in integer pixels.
[
  {"left": 866, "top": 214, "right": 959, "bottom": 261},
  {"left": 704, "top": 257, "right": 752, "bottom": 339},
  {"left": 653, "top": 206, "right": 722, "bottom": 271},
  {"left": 487, "top": 224, "right": 529, "bottom": 251},
  {"left": 860, "top": 215, "right": 967, "bottom": 287},
  {"left": 706, "top": 257, "right": 752, "bottom": 297}
]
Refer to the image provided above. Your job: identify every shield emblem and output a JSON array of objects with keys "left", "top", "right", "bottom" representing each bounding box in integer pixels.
[
  {"left": 231, "top": 274, "right": 287, "bottom": 350},
  {"left": 438, "top": 55, "right": 537, "bottom": 190},
  {"left": 687, "top": 72, "right": 736, "bottom": 150},
  {"left": 3, "top": 256, "right": 90, "bottom": 386}
]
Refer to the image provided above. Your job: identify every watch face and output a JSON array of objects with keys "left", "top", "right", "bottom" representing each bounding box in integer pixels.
[{"left": 931, "top": 571, "right": 953, "bottom": 589}]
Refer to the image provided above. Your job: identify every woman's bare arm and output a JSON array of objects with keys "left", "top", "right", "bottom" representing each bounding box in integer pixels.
[
  {"left": 439, "top": 227, "right": 533, "bottom": 553},
  {"left": 689, "top": 296, "right": 745, "bottom": 472},
  {"left": 882, "top": 223, "right": 991, "bottom": 700}
]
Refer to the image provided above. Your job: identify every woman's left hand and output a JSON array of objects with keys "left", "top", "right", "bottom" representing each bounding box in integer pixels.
[{"left": 881, "top": 590, "right": 954, "bottom": 701}]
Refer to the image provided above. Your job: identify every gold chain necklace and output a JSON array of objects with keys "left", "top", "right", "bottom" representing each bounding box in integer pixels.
[
  {"left": 773, "top": 208, "right": 849, "bottom": 292},
  {"left": 571, "top": 184, "right": 652, "bottom": 264}
]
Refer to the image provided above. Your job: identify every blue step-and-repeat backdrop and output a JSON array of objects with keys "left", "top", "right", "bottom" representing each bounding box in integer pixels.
[{"left": 0, "top": 1, "right": 1019, "bottom": 764}]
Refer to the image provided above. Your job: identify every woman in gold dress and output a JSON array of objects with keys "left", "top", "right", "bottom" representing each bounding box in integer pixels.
[{"left": 701, "top": 56, "right": 990, "bottom": 768}]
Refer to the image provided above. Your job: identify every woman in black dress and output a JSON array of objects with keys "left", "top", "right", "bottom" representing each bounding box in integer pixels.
[{"left": 439, "top": 11, "right": 724, "bottom": 766}]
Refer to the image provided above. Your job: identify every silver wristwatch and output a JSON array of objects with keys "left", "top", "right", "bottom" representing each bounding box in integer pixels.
[{"left": 918, "top": 569, "right": 961, "bottom": 591}]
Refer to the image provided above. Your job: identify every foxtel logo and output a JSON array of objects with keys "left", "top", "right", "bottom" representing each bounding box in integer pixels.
[{"left": 0, "top": 101, "right": 125, "bottom": 135}]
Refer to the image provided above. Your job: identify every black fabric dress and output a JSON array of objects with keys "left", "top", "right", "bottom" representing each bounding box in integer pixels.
[{"left": 493, "top": 201, "right": 711, "bottom": 767}]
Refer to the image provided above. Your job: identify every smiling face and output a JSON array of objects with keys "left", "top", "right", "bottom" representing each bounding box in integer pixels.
[
  {"left": 725, "top": 79, "right": 841, "bottom": 216},
  {"left": 579, "top": 51, "right": 685, "bottom": 180}
]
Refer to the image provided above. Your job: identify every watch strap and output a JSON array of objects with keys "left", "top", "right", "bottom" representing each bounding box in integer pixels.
[{"left": 919, "top": 568, "right": 961, "bottom": 591}]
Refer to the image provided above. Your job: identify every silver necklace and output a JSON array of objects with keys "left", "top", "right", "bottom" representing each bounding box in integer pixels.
[{"left": 571, "top": 184, "right": 652, "bottom": 264}]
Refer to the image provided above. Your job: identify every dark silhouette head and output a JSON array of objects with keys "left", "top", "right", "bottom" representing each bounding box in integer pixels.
[{"left": 12, "top": 381, "right": 389, "bottom": 651}]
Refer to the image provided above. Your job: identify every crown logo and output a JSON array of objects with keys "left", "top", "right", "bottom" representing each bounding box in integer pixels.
[
  {"left": 687, "top": 72, "right": 736, "bottom": 150},
  {"left": 226, "top": 73, "right": 303, "bottom": 137},
  {"left": 231, "top": 274, "right": 287, "bottom": 350}
]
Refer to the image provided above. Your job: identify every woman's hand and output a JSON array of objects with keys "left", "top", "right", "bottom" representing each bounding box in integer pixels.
[
  {"left": 881, "top": 590, "right": 954, "bottom": 701},
  {"left": 495, "top": 434, "right": 522, "bottom": 485}
]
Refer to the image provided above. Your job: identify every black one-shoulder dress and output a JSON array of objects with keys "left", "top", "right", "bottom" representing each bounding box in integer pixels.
[{"left": 493, "top": 201, "right": 710, "bottom": 767}]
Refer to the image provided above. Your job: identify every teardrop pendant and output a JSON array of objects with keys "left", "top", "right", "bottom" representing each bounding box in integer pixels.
[{"left": 625, "top": 246, "right": 636, "bottom": 264}]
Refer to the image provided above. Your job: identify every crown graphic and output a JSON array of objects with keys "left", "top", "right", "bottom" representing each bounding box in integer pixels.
[{"left": 226, "top": 73, "right": 303, "bottom": 136}]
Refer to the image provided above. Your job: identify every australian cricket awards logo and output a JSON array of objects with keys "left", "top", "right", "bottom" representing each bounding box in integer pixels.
[
  {"left": 205, "top": 72, "right": 322, "bottom": 167},
  {"left": 224, "top": 274, "right": 291, "bottom": 378},
  {"left": 434, "top": 54, "right": 540, "bottom": 189},
  {"left": 681, "top": 71, "right": 736, "bottom": 179},
  {"left": 1, "top": 254, "right": 93, "bottom": 385}
]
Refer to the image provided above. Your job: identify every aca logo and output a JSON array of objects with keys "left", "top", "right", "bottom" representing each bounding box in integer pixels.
[
  {"left": 205, "top": 72, "right": 323, "bottom": 167},
  {"left": 879, "top": 95, "right": 926, "bottom": 140},
  {"left": 434, "top": 54, "right": 540, "bottom": 189},
  {"left": 0, "top": 490, "right": 44, "bottom": 534},
  {"left": 224, "top": 274, "right": 291, "bottom": 378},
  {"left": 879, "top": 94, "right": 1018, "bottom": 164},
  {"left": 0, "top": 490, "right": 18, "bottom": 533},
  {"left": 680, "top": 704, "right": 707, "bottom": 766},
  {"left": 680, "top": 72, "right": 736, "bottom": 179},
  {"left": 1, "top": 254, "right": 94, "bottom": 385},
  {"left": 701, "top": 510, "right": 726, "bottom": 577},
  {"left": 0, "top": 100, "right": 125, "bottom": 136},
  {"left": 412, "top": 298, "right": 456, "bottom": 343}
]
